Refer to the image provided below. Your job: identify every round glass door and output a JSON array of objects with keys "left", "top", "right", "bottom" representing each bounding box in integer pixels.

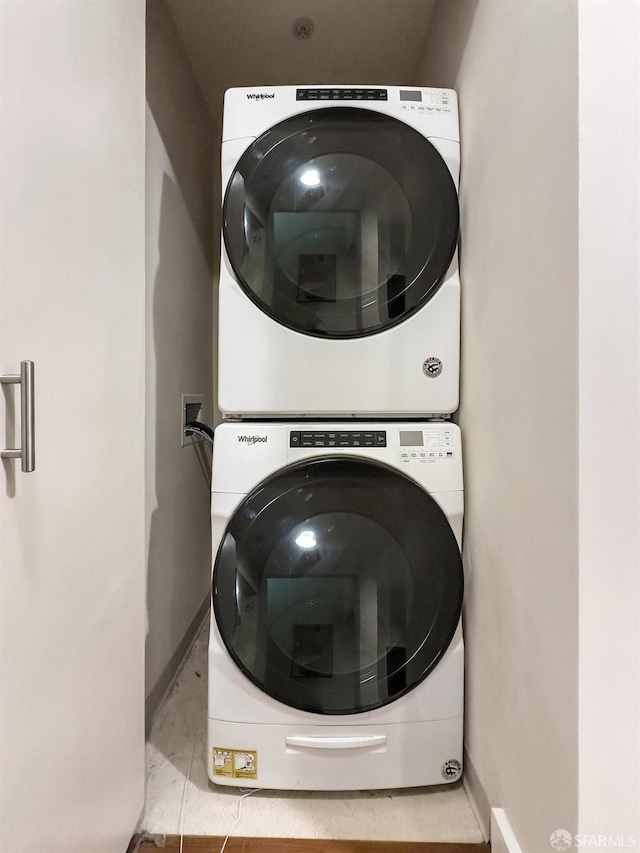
[
  {"left": 213, "top": 457, "right": 463, "bottom": 715},
  {"left": 223, "top": 107, "right": 459, "bottom": 338}
]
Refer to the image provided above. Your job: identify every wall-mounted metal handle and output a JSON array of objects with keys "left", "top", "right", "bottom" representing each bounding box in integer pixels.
[{"left": 1, "top": 360, "right": 35, "bottom": 472}]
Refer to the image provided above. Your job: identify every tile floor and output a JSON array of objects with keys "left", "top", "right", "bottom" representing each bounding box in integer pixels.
[{"left": 138, "top": 620, "right": 484, "bottom": 844}]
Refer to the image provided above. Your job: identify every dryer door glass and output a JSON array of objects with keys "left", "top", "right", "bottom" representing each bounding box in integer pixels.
[
  {"left": 213, "top": 457, "right": 463, "bottom": 715},
  {"left": 223, "top": 107, "right": 459, "bottom": 338}
]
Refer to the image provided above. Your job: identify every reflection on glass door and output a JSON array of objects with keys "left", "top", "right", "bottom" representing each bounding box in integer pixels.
[
  {"left": 223, "top": 108, "right": 458, "bottom": 338},
  {"left": 214, "top": 458, "right": 463, "bottom": 714}
]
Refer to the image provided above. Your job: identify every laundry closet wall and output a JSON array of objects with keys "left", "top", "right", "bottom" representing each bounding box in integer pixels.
[
  {"left": 145, "top": 0, "right": 216, "bottom": 722},
  {"left": 416, "top": 0, "right": 580, "bottom": 847},
  {"left": 416, "top": 0, "right": 640, "bottom": 849}
]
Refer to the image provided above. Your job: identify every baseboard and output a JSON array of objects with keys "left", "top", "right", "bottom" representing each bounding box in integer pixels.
[
  {"left": 128, "top": 837, "right": 491, "bottom": 853},
  {"left": 462, "top": 747, "right": 491, "bottom": 841},
  {"left": 491, "top": 809, "right": 522, "bottom": 853},
  {"left": 144, "top": 596, "right": 209, "bottom": 734}
]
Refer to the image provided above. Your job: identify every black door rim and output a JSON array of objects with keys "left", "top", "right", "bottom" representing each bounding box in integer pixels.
[
  {"left": 223, "top": 106, "right": 459, "bottom": 339},
  {"left": 212, "top": 456, "right": 464, "bottom": 715}
]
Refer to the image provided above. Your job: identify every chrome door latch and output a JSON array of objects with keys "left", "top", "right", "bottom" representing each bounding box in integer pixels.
[{"left": 1, "top": 360, "right": 35, "bottom": 472}]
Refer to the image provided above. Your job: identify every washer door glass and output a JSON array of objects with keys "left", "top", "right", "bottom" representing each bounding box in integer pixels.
[
  {"left": 223, "top": 107, "right": 459, "bottom": 338},
  {"left": 213, "top": 457, "right": 463, "bottom": 715}
]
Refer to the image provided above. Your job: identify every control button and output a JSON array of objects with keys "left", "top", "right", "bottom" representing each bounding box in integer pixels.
[
  {"left": 419, "top": 452, "right": 426, "bottom": 458},
  {"left": 375, "top": 431, "right": 387, "bottom": 446},
  {"left": 429, "top": 452, "right": 436, "bottom": 458},
  {"left": 410, "top": 452, "right": 418, "bottom": 458},
  {"left": 400, "top": 452, "right": 409, "bottom": 459},
  {"left": 437, "top": 451, "right": 445, "bottom": 458},
  {"left": 446, "top": 451, "right": 454, "bottom": 458},
  {"left": 290, "top": 431, "right": 301, "bottom": 447}
]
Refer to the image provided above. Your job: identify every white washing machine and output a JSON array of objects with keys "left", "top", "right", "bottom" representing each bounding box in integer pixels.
[
  {"left": 218, "top": 85, "right": 461, "bottom": 418},
  {"left": 208, "top": 421, "right": 464, "bottom": 790}
]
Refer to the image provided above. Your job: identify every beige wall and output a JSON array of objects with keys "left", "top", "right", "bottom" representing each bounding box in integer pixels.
[
  {"left": 578, "top": 0, "right": 640, "bottom": 840},
  {"left": 145, "top": 0, "right": 215, "bottom": 719},
  {"left": 416, "top": 1, "right": 579, "bottom": 847}
]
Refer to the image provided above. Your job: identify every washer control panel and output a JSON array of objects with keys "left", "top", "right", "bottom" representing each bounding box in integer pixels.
[
  {"left": 399, "top": 426, "right": 455, "bottom": 463},
  {"left": 290, "top": 430, "right": 387, "bottom": 448}
]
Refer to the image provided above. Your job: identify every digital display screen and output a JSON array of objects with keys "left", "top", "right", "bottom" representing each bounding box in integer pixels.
[
  {"left": 399, "top": 430, "right": 424, "bottom": 447},
  {"left": 399, "top": 90, "right": 422, "bottom": 102}
]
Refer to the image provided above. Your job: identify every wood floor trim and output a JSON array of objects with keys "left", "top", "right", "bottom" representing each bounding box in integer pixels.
[{"left": 128, "top": 835, "right": 490, "bottom": 853}]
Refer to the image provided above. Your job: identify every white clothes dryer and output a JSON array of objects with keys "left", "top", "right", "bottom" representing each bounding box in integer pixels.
[
  {"left": 208, "top": 421, "right": 464, "bottom": 791},
  {"left": 218, "top": 86, "right": 461, "bottom": 418}
]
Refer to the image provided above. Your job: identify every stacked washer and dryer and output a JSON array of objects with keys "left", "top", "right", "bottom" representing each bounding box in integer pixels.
[{"left": 208, "top": 86, "right": 465, "bottom": 791}]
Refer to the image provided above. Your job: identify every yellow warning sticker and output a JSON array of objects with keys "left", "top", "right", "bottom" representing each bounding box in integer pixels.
[{"left": 212, "top": 747, "right": 258, "bottom": 780}]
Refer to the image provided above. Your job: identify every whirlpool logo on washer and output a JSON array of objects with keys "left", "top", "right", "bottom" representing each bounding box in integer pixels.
[
  {"left": 246, "top": 93, "right": 275, "bottom": 100},
  {"left": 237, "top": 435, "right": 268, "bottom": 445}
]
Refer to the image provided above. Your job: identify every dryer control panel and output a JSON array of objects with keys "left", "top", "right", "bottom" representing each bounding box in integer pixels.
[
  {"left": 400, "top": 89, "right": 453, "bottom": 115},
  {"left": 296, "top": 88, "right": 387, "bottom": 101}
]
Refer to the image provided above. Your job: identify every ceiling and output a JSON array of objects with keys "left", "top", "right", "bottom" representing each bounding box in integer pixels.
[{"left": 166, "top": 0, "right": 436, "bottom": 124}]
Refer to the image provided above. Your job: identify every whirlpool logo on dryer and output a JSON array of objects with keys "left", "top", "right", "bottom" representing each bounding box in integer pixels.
[
  {"left": 246, "top": 93, "right": 275, "bottom": 100},
  {"left": 238, "top": 435, "right": 268, "bottom": 444}
]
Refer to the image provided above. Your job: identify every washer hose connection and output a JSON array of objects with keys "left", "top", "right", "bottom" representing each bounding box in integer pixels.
[{"left": 184, "top": 421, "right": 214, "bottom": 449}]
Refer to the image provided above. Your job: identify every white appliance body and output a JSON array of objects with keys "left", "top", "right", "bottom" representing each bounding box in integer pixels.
[
  {"left": 218, "top": 86, "right": 461, "bottom": 418},
  {"left": 208, "top": 422, "right": 464, "bottom": 791}
]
